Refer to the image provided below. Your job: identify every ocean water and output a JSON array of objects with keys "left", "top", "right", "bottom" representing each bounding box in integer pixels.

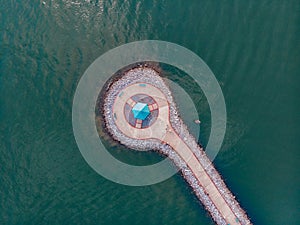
[{"left": 0, "top": 0, "right": 299, "bottom": 224}]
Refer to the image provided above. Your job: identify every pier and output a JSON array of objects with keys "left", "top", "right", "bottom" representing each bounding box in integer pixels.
[{"left": 103, "top": 67, "right": 251, "bottom": 225}]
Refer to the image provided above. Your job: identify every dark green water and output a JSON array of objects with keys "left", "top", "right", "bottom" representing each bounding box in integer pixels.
[{"left": 1, "top": 0, "right": 299, "bottom": 224}]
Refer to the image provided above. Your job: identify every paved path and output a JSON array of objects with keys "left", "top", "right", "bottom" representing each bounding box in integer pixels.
[{"left": 112, "top": 82, "right": 240, "bottom": 224}]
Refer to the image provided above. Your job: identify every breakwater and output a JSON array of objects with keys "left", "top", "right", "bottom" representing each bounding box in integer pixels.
[{"left": 103, "top": 66, "right": 251, "bottom": 225}]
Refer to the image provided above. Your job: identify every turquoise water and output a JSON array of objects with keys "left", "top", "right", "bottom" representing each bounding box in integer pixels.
[{"left": 1, "top": 0, "right": 299, "bottom": 224}]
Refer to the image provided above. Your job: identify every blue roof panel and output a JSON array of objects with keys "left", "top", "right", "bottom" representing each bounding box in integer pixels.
[{"left": 132, "top": 102, "right": 150, "bottom": 120}]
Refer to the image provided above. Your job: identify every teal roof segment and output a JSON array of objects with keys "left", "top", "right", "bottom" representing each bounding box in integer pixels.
[{"left": 132, "top": 102, "right": 150, "bottom": 120}]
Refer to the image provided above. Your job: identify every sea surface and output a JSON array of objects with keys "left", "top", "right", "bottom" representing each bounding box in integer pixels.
[{"left": 0, "top": 1, "right": 299, "bottom": 224}]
